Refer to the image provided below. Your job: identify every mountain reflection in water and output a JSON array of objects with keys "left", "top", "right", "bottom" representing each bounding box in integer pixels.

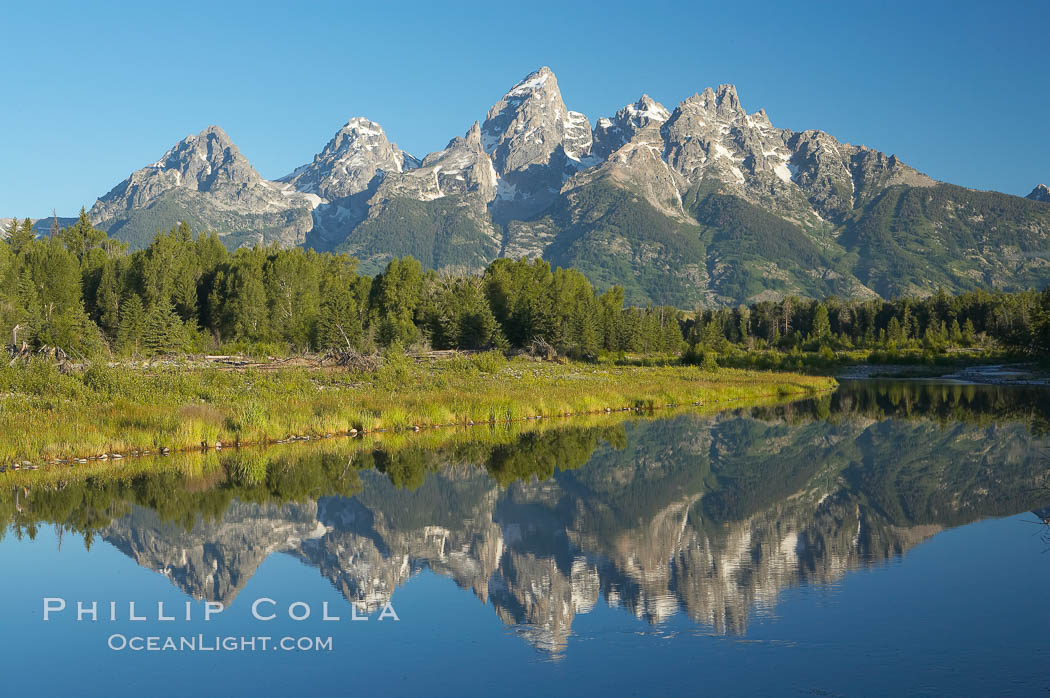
[{"left": 4, "top": 380, "right": 1049, "bottom": 656}]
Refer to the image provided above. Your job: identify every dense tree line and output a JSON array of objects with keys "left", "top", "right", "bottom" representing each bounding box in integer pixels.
[
  {"left": 3, "top": 214, "right": 1049, "bottom": 360},
  {"left": 685, "top": 287, "right": 1050, "bottom": 356},
  {"left": 1, "top": 213, "right": 684, "bottom": 358}
]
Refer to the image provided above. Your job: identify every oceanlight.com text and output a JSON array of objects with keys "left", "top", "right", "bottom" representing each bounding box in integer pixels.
[{"left": 107, "top": 634, "right": 334, "bottom": 652}]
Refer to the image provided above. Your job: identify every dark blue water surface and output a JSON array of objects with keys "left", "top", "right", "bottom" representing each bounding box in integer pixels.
[{"left": 2, "top": 381, "right": 1048, "bottom": 697}]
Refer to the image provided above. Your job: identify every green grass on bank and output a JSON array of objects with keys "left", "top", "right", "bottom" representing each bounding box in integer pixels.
[{"left": 0, "top": 352, "right": 834, "bottom": 465}]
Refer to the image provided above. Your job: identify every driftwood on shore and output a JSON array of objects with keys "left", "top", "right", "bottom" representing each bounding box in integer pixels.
[
  {"left": 525, "top": 338, "right": 558, "bottom": 361},
  {"left": 8, "top": 341, "right": 69, "bottom": 367},
  {"left": 319, "top": 349, "right": 383, "bottom": 372},
  {"left": 4, "top": 344, "right": 566, "bottom": 374}
]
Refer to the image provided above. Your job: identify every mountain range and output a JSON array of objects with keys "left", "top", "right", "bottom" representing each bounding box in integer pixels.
[{"left": 33, "top": 67, "right": 1050, "bottom": 306}]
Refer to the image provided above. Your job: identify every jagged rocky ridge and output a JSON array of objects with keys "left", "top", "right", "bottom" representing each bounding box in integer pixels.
[
  {"left": 87, "top": 68, "right": 1050, "bottom": 305},
  {"left": 1028, "top": 184, "right": 1050, "bottom": 203},
  {"left": 99, "top": 396, "right": 1050, "bottom": 655},
  {"left": 89, "top": 126, "right": 322, "bottom": 250}
]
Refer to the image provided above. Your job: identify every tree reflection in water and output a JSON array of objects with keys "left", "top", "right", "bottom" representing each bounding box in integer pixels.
[{"left": 3, "top": 380, "right": 1049, "bottom": 655}]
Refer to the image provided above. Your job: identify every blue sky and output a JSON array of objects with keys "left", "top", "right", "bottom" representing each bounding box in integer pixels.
[{"left": 2, "top": 0, "right": 1047, "bottom": 215}]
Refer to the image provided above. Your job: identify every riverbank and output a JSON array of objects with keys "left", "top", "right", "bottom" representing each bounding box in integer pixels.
[
  {"left": 0, "top": 353, "right": 835, "bottom": 466},
  {"left": 0, "top": 409, "right": 643, "bottom": 493},
  {"left": 837, "top": 362, "right": 1050, "bottom": 385}
]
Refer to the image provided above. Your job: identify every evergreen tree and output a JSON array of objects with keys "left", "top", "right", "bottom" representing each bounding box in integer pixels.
[
  {"left": 657, "top": 308, "right": 683, "bottom": 353},
  {"left": 569, "top": 300, "right": 601, "bottom": 357},
  {"left": 58, "top": 208, "right": 107, "bottom": 263},
  {"left": 370, "top": 257, "right": 424, "bottom": 347},
  {"left": 223, "top": 249, "right": 269, "bottom": 342},
  {"left": 811, "top": 302, "right": 831, "bottom": 341},
  {"left": 737, "top": 306, "right": 751, "bottom": 347},
  {"left": 962, "top": 318, "right": 976, "bottom": 345},
  {"left": 317, "top": 288, "right": 363, "bottom": 350},
  {"left": 6, "top": 218, "right": 35, "bottom": 254},
  {"left": 3, "top": 219, "right": 19, "bottom": 243},
  {"left": 598, "top": 286, "right": 626, "bottom": 351},
  {"left": 143, "top": 301, "right": 186, "bottom": 355},
  {"left": 138, "top": 224, "right": 200, "bottom": 320},
  {"left": 19, "top": 238, "right": 102, "bottom": 353},
  {"left": 0, "top": 242, "right": 24, "bottom": 346},
  {"left": 15, "top": 267, "right": 40, "bottom": 343},
  {"left": 702, "top": 314, "right": 725, "bottom": 349},
  {"left": 887, "top": 316, "right": 903, "bottom": 346},
  {"left": 620, "top": 308, "right": 644, "bottom": 352},
  {"left": 116, "top": 294, "right": 147, "bottom": 354},
  {"left": 483, "top": 258, "right": 556, "bottom": 346},
  {"left": 316, "top": 255, "right": 364, "bottom": 350},
  {"left": 701, "top": 349, "right": 718, "bottom": 372},
  {"left": 94, "top": 260, "right": 122, "bottom": 337},
  {"left": 264, "top": 248, "right": 321, "bottom": 348},
  {"left": 455, "top": 277, "right": 500, "bottom": 349},
  {"left": 205, "top": 270, "right": 227, "bottom": 337},
  {"left": 687, "top": 312, "right": 705, "bottom": 348}
]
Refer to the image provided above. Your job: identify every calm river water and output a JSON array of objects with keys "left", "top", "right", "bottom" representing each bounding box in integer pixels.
[{"left": 2, "top": 380, "right": 1048, "bottom": 696}]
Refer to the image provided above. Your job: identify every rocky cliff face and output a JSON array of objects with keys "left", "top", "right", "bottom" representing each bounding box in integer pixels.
[
  {"left": 331, "top": 122, "right": 503, "bottom": 274},
  {"left": 481, "top": 67, "right": 594, "bottom": 222},
  {"left": 279, "top": 117, "right": 418, "bottom": 201},
  {"left": 89, "top": 126, "right": 320, "bottom": 248},
  {"left": 567, "top": 94, "right": 689, "bottom": 221},
  {"left": 371, "top": 122, "right": 498, "bottom": 203},
  {"left": 1028, "top": 184, "right": 1050, "bottom": 202},
  {"left": 274, "top": 118, "right": 420, "bottom": 250},
  {"left": 84, "top": 69, "right": 1050, "bottom": 305}
]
